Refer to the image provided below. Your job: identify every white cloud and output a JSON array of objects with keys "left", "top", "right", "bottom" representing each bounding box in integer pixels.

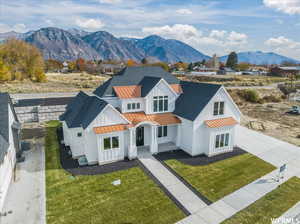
[
  {"left": 0, "top": 23, "right": 27, "bottom": 33},
  {"left": 142, "top": 24, "right": 248, "bottom": 55},
  {"left": 176, "top": 9, "right": 193, "bottom": 15},
  {"left": 75, "top": 18, "right": 105, "bottom": 31},
  {"left": 99, "top": 0, "right": 122, "bottom": 4},
  {"left": 263, "top": 0, "right": 300, "bottom": 14},
  {"left": 265, "top": 36, "right": 300, "bottom": 59}
]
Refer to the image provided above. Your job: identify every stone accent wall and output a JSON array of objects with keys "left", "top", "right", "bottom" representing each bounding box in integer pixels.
[{"left": 15, "top": 105, "right": 66, "bottom": 123}]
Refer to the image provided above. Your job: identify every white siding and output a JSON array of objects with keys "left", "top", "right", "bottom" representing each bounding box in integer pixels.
[
  {"left": 192, "top": 87, "right": 241, "bottom": 156},
  {"left": 68, "top": 128, "right": 85, "bottom": 158},
  {"left": 102, "top": 97, "right": 121, "bottom": 109},
  {"left": 83, "top": 129, "right": 98, "bottom": 165},
  {"left": 97, "top": 131, "right": 125, "bottom": 165},
  {"left": 0, "top": 103, "right": 17, "bottom": 211},
  {"left": 121, "top": 98, "right": 145, "bottom": 113},
  {"left": 178, "top": 117, "right": 194, "bottom": 155},
  {"left": 157, "top": 125, "right": 177, "bottom": 144},
  {"left": 145, "top": 80, "right": 178, "bottom": 114}
]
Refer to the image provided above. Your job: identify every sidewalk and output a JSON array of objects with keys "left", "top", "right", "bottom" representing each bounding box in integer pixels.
[
  {"left": 277, "top": 202, "right": 300, "bottom": 223},
  {"left": 1, "top": 141, "right": 46, "bottom": 224},
  {"left": 137, "top": 151, "right": 208, "bottom": 216}
]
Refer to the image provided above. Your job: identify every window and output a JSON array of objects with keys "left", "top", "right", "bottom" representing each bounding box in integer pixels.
[
  {"left": 215, "top": 133, "right": 229, "bottom": 149},
  {"left": 158, "top": 126, "right": 168, "bottom": 138},
  {"left": 153, "top": 96, "right": 168, "bottom": 112},
  {"left": 77, "top": 132, "right": 82, "bottom": 137},
  {"left": 213, "top": 101, "right": 225, "bottom": 115},
  {"left": 127, "top": 103, "right": 141, "bottom": 111},
  {"left": 103, "top": 136, "right": 120, "bottom": 150}
]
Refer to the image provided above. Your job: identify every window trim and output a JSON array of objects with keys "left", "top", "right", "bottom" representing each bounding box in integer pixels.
[
  {"left": 213, "top": 101, "right": 225, "bottom": 116},
  {"left": 103, "top": 136, "right": 120, "bottom": 150},
  {"left": 215, "top": 133, "right": 230, "bottom": 149},
  {"left": 158, "top": 126, "right": 168, "bottom": 138},
  {"left": 153, "top": 95, "right": 169, "bottom": 113}
]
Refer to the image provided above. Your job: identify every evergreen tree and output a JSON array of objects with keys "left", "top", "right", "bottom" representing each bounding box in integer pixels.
[{"left": 226, "top": 52, "right": 238, "bottom": 69}]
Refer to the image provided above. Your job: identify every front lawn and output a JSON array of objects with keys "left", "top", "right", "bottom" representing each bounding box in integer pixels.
[
  {"left": 222, "top": 177, "right": 300, "bottom": 224},
  {"left": 165, "top": 153, "right": 275, "bottom": 202},
  {"left": 45, "top": 122, "right": 185, "bottom": 224}
]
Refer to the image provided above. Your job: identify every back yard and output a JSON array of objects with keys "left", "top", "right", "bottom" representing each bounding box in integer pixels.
[{"left": 45, "top": 121, "right": 185, "bottom": 224}]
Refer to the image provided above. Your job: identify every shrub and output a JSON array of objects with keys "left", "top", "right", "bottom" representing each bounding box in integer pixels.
[
  {"left": 262, "top": 95, "right": 282, "bottom": 103},
  {"left": 239, "top": 89, "right": 261, "bottom": 103}
]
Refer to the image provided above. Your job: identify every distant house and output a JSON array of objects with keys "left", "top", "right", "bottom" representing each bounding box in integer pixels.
[
  {"left": 100, "top": 63, "right": 124, "bottom": 75},
  {"left": 0, "top": 93, "right": 21, "bottom": 211},
  {"left": 218, "top": 67, "right": 242, "bottom": 75},
  {"left": 60, "top": 66, "right": 242, "bottom": 166},
  {"left": 270, "top": 66, "right": 300, "bottom": 77},
  {"left": 61, "top": 61, "right": 69, "bottom": 73}
]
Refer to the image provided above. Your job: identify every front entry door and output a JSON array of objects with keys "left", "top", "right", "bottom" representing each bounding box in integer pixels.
[{"left": 136, "top": 127, "right": 144, "bottom": 146}]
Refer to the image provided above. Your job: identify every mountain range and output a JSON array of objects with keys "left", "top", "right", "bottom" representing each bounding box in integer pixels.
[{"left": 0, "top": 27, "right": 299, "bottom": 64}]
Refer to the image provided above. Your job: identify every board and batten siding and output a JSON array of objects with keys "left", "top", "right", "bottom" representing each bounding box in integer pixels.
[
  {"left": 192, "top": 87, "right": 241, "bottom": 156},
  {"left": 177, "top": 117, "right": 194, "bottom": 155},
  {"left": 144, "top": 80, "right": 178, "bottom": 114},
  {"left": 0, "top": 103, "right": 17, "bottom": 211}
]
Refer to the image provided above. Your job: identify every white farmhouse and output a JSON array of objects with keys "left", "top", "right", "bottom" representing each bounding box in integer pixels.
[
  {"left": 0, "top": 93, "right": 21, "bottom": 211},
  {"left": 60, "top": 66, "right": 241, "bottom": 165}
]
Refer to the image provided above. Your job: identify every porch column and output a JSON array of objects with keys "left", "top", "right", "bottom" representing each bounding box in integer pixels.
[
  {"left": 150, "top": 126, "right": 158, "bottom": 154},
  {"left": 176, "top": 125, "right": 181, "bottom": 147},
  {"left": 128, "top": 128, "right": 137, "bottom": 159}
]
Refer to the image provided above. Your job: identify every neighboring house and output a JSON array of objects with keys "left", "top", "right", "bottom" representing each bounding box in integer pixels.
[
  {"left": 270, "top": 66, "right": 300, "bottom": 77},
  {"left": 60, "top": 66, "right": 241, "bottom": 166},
  {"left": 0, "top": 93, "right": 21, "bottom": 211},
  {"left": 218, "top": 67, "right": 242, "bottom": 75}
]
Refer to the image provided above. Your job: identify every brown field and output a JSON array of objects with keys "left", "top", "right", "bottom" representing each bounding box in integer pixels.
[
  {"left": 229, "top": 89, "right": 300, "bottom": 146},
  {"left": 0, "top": 72, "right": 109, "bottom": 94}
]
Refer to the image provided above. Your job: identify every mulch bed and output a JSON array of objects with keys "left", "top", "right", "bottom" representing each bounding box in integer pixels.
[{"left": 154, "top": 147, "right": 247, "bottom": 166}]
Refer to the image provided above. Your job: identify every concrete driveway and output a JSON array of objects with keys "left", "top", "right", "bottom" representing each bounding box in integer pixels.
[{"left": 1, "top": 141, "right": 45, "bottom": 224}]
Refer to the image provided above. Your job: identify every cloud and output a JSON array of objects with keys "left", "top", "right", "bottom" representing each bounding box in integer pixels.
[
  {"left": 99, "top": 0, "right": 122, "bottom": 4},
  {"left": 176, "top": 9, "right": 193, "bottom": 15},
  {"left": 142, "top": 24, "right": 248, "bottom": 55},
  {"left": 263, "top": 0, "right": 300, "bottom": 14},
  {"left": 265, "top": 36, "right": 300, "bottom": 59},
  {"left": 0, "top": 23, "right": 27, "bottom": 33},
  {"left": 75, "top": 18, "right": 105, "bottom": 31}
]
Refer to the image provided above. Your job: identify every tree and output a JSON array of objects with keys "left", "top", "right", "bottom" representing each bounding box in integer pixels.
[
  {"left": 45, "top": 59, "right": 63, "bottom": 72},
  {"left": 226, "top": 52, "right": 238, "bottom": 69},
  {"left": 188, "top": 63, "right": 194, "bottom": 71},
  {"left": 141, "top": 58, "right": 148, "bottom": 64},
  {"left": 127, "top": 59, "right": 137, "bottom": 67},
  {"left": 0, "top": 39, "right": 46, "bottom": 82},
  {"left": 151, "top": 62, "right": 169, "bottom": 71},
  {"left": 0, "top": 59, "right": 11, "bottom": 81},
  {"left": 76, "top": 58, "right": 86, "bottom": 72}
]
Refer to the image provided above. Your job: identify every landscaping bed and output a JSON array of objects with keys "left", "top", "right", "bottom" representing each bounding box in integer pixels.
[
  {"left": 222, "top": 177, "right": 300, "bottom": 224},
  {"left": 45, "top": 121, "right": 185, "bottom": 224},
  {"left": 165, "top": 153, "right": 275, "bottom": 202}
]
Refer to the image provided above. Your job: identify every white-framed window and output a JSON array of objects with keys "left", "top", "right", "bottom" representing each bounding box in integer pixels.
[
  {"left": 213, "top": 101, "right": 225, "bottom": 116},
  {"left": 77, "top": 132, "right": 82, "bottom": 137},
  {"left": 158, "top": 126, "right": 168, "bottom": 138},
  {"left": 103, "top": 136, "right": 119, "bottom": 150},
  {"left": 153, "top": 96, "right": 168, "bottom": 112},
  {"left": 215, "top": 133, "right": 229, "bottom": 149},
  {"left": 127, "top": 103, "right": 141, "bottom": 111}
]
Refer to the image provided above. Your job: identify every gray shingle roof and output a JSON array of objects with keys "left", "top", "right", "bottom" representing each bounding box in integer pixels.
[
  {"left": 94, "top": 66, "right": 179, "bottom": 97},
  {"left": 140, "top": 76, "right": 161, "bottom": 97},
  {"left": 60, "top": 91, "right": 108, "bottom": 129},
  {"left": 173, "top": 81, "right": 222, "bottom": 121},
  {"left": 0, "top": 93, "right": 18, "bottom": 164}
]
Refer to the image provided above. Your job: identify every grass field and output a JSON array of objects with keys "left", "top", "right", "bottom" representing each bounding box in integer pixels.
[
  {"left": 45, "top": 121, "right": 185, "bottom": 224},
  {"left": 222, "top": 177, "right": 300, "bottom": 224},
  {"left": 165, "top": 153, "right": 275, "bottom": 202}
]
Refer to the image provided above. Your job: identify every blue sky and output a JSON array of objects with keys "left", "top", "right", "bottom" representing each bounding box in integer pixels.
[{"left": 1, "top": 0, "right": 300, "bottom": 59}]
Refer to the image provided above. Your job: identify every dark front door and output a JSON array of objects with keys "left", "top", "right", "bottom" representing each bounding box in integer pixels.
[{"left": 136, "top": 127, "right": 144, "bottom": 146}]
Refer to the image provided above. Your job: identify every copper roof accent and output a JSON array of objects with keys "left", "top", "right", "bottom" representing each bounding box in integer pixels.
[
  {"left": 123, "top": 112, "right": 181, "bottom": 126},
  {"left": 93, "top": 124, "right": 129, "bottom": 134},
  {"left": 113, "top": 85, "right": 141, "bottom": 99},
  {"left": 205, "top": 117, "right": 238, "bottom": 128},
  {"left": 170, "top": 84, "right": 183, "bottom": 94}
]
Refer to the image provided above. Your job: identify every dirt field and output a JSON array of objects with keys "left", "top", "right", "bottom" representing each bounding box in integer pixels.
[
  {"left": 229, "top": 89, "right": 300, "bottom": 146},
  {"left": 0, "top": 72, "right": 109, "bottom": 93}
]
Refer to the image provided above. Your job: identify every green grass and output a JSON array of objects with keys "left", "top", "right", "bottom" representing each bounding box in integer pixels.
[
  {"left": 45, "top": 122, "right": 185, "bottom": 224},
  {"left": 165, "top": 153, "right": 275, "bottom": 202},
  {"left": 222, "top": 177, "right": 300, "bottom": 224}
]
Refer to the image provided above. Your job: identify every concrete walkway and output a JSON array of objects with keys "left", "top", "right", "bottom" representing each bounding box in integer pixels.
[
  {"left": 177, "top": 126, "right": 300, "bottom": 224},
  {"left": 1, "top": 141, "right": 46, "bottom": 224},
  {"left": 277, "top": 202, "right": 300, "bottom": 224},
  {"left": 137, "top": 151, "right": 208, "bottom": 216}
]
